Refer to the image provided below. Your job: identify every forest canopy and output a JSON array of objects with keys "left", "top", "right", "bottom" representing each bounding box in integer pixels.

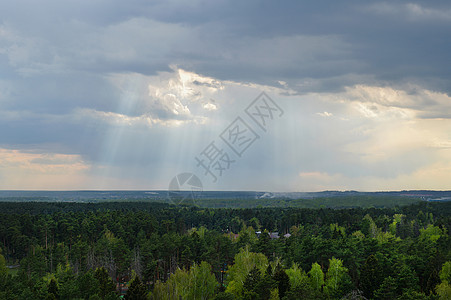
[{"left": 0, "top": 200, "right": 450, "bottom": 299}]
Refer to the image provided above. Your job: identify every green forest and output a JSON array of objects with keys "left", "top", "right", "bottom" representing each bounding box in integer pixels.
[{"left": 0, "top": 200, "right": 450, "bottom": 299}]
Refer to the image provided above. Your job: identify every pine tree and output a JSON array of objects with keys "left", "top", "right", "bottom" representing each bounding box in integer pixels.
[
  {"left": 94, "top": 267, "right": 116, "bottom": 299},
  {"left": 243, "top": 267, "right": 261, "bottom": 300},
  {"left": 360, "top": 254, "right": 383, "bottom": 298},
  {"left": 272, "top": 264, "right": 290, "bottom": 298},
  {"left": 374, "top": 276, "right": 397, "bottom": 300},
  {"left": 125, "top": 276, "right": 147, "bottom": 300},
  {"left": 48, "top": 278, "right": 59, "bottom": 300}
]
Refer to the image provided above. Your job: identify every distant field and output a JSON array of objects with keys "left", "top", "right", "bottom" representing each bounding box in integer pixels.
[
  {"left": 0, "top": 195, "right": 423, "bottom": 210},
  {"left": 195, "top": 195, "right": 423, "bottom": 209},
  {"left": 0, "top": 190, "right": 451, "bottom": 208},
  {"left": 1, "top": 190, "right": 449, "bottom": 209}
]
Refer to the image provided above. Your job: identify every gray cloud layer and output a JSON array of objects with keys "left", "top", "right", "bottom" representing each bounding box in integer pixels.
[{"left": 0, "top": 1, "right": 450, "bottom": 190}]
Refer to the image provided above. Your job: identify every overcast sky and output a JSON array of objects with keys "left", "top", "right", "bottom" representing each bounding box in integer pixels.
[{"left": 0, "top": 0, "right": 450, "bottom": 191}]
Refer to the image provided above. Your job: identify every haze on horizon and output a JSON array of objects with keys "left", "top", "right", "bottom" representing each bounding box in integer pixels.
[{"left": 0, "top": 1, "right": 450, "bottom": 192}]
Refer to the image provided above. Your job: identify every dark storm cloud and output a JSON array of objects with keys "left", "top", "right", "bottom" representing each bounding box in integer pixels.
[
  {"left": 2, "top": 1, "right": 450, "bottom": 94},
  {"left": 1, "top": 0, "right": 450, "bottom": 190}
]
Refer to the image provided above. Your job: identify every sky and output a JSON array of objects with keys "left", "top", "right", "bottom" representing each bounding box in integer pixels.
[{"left": 0, "top": 0, "right": 450, "bottom": 191}]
